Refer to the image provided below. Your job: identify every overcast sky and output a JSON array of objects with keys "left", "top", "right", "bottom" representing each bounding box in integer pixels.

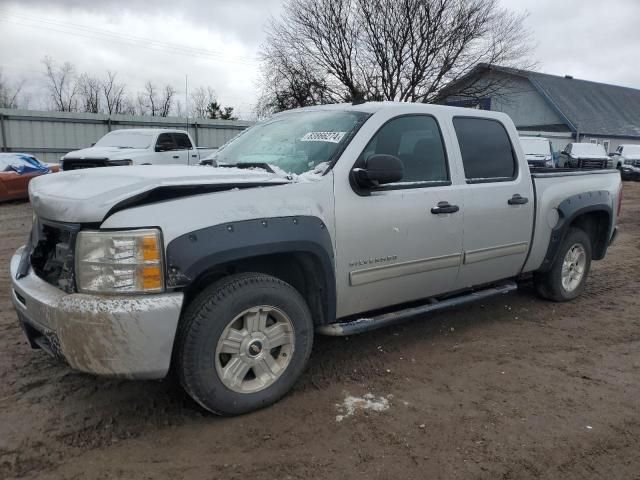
[{"left": 1, "top": 0, "right": 639, "bottom": 119}]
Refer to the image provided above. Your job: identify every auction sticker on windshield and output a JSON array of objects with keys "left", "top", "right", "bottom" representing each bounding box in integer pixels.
[{"left": 300, "top": 131, "right": 346, "bottom": 143}]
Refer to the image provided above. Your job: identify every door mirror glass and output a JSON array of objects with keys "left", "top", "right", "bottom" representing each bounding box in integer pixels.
[{"left": 353, "top": 154, "right": 404, "bottom": 187}]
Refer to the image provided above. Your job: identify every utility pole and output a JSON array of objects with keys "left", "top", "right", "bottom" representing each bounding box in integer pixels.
[{"left": 185, "top": 75, "right": 189, "bottom": 133}]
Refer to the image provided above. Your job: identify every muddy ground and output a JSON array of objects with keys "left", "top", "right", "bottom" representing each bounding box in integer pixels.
[{"left": 1, "top": 183, "right": 639, "bottom": 480}]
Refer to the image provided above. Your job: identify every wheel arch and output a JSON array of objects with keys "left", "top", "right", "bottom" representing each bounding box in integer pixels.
[
  {"left": 538, "top": 191, "right": 613, "bottom": 271},
  {"left": 166, "top": 216, "right": 336, "bottom": 326}
]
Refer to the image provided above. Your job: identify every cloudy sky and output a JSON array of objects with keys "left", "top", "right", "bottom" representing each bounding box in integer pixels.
[{"left": 1, "top": 0, "right": 639, "bottom": 119}]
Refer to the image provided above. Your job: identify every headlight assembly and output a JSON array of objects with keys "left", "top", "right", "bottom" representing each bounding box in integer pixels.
[{"left": 75, "top": 229, "right": 164, "bottom": 294}]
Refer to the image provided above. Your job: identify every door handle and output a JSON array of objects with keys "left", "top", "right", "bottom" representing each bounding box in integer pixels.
[
  {"left": 508, "top": 194, "right": 529, "bottom": 205},
  {"left": 172, "top": 155, "right": 180, "bottom": 159},
  {"left": 431, "top": 201, "right": 460, "bottom": 214}
]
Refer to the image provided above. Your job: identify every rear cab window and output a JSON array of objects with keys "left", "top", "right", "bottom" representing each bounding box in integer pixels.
[{"left": 453, "top": 117, "right": 517, "bottom": 183}]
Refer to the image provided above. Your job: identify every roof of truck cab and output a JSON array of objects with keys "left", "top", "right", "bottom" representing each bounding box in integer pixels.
[
  {"left": 275, "top": 101, "right": 512, "bottom": 118},
  {"left": 107, "top": 128, "right": 187, "bottom": 135}
]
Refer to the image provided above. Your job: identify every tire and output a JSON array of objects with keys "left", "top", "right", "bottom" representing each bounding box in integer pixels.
[
  {"left": 535, "top": 227, "right": 592, "bottom": 302},
  {"left": 176, "top": 273, "right": 314, "bottom": 415}
]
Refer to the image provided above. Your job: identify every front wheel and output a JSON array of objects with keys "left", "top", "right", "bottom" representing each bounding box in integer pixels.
[
  {"left": 176, "top": 273, "right": 314, "bottom": 415},
  {"left": 535, "top": 227, "right": 592, "bottom": 302}
]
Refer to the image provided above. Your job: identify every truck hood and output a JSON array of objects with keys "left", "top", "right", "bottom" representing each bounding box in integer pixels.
[
  {"left": 29, "top": 165, "right": 291, "bottom": 223},
  {"left": 63, "top": 146, "right": 149, "bottom": 160}
]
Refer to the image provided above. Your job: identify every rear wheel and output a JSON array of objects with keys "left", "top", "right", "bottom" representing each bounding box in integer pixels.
[
  {"left": 535, "top": 227, "right": 592, "bottom": 302},
  {"left": 176, "top": 273, "right": 314, "bottom": 415}
]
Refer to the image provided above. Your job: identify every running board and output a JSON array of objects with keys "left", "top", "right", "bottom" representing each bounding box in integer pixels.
[{"left": 317, "top": 281, "right": 518, "bottom": 336}]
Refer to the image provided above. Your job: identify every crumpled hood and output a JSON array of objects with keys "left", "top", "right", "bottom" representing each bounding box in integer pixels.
[
  {"left": 63, "top": 146, "right": 148, "bottom": 160},
  {"left": 29, "top": 165, "right": 290, "bottom": 223}
]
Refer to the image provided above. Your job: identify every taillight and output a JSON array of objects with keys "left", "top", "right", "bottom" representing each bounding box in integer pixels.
[{"left": 617, "top": 185, "right": 623, "bottom": 218}]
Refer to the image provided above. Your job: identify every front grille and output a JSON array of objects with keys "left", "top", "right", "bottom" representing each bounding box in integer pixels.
[
  {"left": 62, "top": 158, "right": 109, "bottom": 170},
  {"left": 631, "top": 159, "right": 640, "bottom": 167},
  {"left": 29, "top": 218, "right": 80, "bottom": 293},
  {"left": 578, "top": 159, "right": 607, "bottom": 169},
  {"left": 62, "top": 158, "right": 132, "bottom": 170}
]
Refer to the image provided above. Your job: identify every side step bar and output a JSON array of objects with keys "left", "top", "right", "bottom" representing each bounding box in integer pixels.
[{"left": 317, "top": 281, "right": 518, "bottom": 336}]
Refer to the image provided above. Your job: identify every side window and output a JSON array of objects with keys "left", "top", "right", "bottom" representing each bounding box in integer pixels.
[
  {"left": 156, "top": 133, "right": 176, "bottom": 151},
  {"left": 616, "top": 146, "right": 623, "bottom": 154},
  {"left": 173, "top": 133, "right": 193, "bottom": 150},
  {"left": 358, "top": 115, "right": 449, "bottom": 186},
  {"left": 453, "top": 117, "right": 517, "bottom": 182}
]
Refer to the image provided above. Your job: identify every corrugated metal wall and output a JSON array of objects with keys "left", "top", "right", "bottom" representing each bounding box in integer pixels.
[{"left": 0, "top": 108, "right": 253, "bottom": 163}]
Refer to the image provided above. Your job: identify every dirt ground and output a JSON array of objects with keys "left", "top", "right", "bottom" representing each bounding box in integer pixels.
[{"left": 1, "top": 183, "right": 639, "bottom": 480}]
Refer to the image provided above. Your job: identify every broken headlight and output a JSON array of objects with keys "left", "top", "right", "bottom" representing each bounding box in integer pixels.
[{"left": 75, "top": 229, "right": 164, "bottom": 294}]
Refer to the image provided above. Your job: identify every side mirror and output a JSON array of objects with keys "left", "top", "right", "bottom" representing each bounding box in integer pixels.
[
  {"left": 155, "top": 145, "right": 166, "bottom": 152},
  {"left": 90, "top": 143, "right": 96, "bottom": 147},
  {"left": 353, "top": 154, "right": 404, "bottom": 188}
]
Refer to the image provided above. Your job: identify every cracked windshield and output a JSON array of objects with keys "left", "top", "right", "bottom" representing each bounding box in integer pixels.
[{"left": 213, "top": 110, "right": 369, "bottom": 175}]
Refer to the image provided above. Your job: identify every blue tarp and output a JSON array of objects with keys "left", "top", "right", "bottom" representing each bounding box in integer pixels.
[{"left": 0, "top": 153, "right": 50, "bottom": 175}]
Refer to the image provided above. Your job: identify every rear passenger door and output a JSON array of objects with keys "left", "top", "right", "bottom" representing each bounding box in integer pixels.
[{"left": 452, "top": 117, "right": 534, "bottom": 290}]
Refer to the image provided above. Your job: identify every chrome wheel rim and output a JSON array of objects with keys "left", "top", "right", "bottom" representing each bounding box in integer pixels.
[
  {"left": 215, "top": 306, "right": 295, "bottom": 394},
  {"left": 562, "top": 243, "right": 586, "bottom": 292}
]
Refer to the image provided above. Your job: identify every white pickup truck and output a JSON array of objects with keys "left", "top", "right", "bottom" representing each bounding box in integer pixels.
[
  {"left": 11, "top": 102, "right": 621, "bottom": 415},
  {"left": 60, "top": 128, "right": 216, "bottom": 170}
]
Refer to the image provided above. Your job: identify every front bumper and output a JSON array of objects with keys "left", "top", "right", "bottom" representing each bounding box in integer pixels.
[{"left": 10, "top": 247, "right": 184, "bottom": 379}]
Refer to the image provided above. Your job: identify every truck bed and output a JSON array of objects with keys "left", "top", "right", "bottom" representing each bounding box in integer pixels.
[{"left": 523, "top": 168, "right": 621, "bottom": 273}]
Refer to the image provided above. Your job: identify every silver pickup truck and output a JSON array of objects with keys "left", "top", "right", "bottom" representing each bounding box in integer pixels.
[{"left": 10, "top": 103, "right": 621, "bottom": 415}]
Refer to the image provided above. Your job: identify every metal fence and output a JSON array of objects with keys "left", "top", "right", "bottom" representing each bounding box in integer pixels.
[{"left": 0, "top": 108, "right": 253, "bottom": 163}]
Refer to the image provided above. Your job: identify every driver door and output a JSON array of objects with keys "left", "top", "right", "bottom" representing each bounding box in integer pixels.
[
  {"left": 333, "top": 114, "right": 464, "bottom": 318},
  {"left": 154, "top": 133, "right": 181, "bottom": 165}
]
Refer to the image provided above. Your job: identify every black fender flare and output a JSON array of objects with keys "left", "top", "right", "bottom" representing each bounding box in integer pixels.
[
  {"left": 165, "top": 216, "right": 336, "bottom": 323},
  {"left": 539, "top": 190, "right": 613, "bottom": 272}
]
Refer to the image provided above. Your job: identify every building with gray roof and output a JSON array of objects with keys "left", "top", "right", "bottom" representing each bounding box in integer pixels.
[{"left": 440, "top": 64, "right": 640, "bottom": 153}]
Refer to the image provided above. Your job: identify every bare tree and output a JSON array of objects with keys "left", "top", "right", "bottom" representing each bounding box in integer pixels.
[
  {"left": 190, "top": 86, "right": 217, "bottom": 118},
  {"left": 77, "top": 73, "right": 101, "bottom": 113},
  {"left": 137, "top": 81, "right": 158, "bottom": 116},
  {"left": 259, "top": 0, "right": 533, "bottom": 112},
  {"left": 0, "top": 69, "right": 25, "bottom": 109},
  {"left": 159, "top": 84, "right": 175, "bottom": 117},
  {"left": 138, "top": 81, "right": 175, "bottom": 117},
  {"left": 42, "top": 56, "right": 79, "bottom": 112},
  {"left": 102, "top": 71, "right": 128, "bottom": 115}
]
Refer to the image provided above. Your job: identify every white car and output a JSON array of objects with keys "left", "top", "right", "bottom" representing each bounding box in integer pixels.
[
  {"left": 60, "top": 129, "right": 216, "bottom": 170},
  {"left": 611, "top": 144, "right": 640, "bottom": 180},
  {"left": 558, "top": 143, "right": 611, "bottom": 169},
  {"left": 519, "top": 137, "right": 554, "bottom": 168}
]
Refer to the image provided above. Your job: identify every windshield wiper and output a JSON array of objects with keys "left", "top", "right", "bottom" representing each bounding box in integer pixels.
[{"left": 217, "top": 162, "right": 277, "bottom": 174}]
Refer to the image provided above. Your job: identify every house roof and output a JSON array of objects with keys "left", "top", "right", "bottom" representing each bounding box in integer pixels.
[{"left": 445, "top": 64, "right": 640, "bottom": 138}]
